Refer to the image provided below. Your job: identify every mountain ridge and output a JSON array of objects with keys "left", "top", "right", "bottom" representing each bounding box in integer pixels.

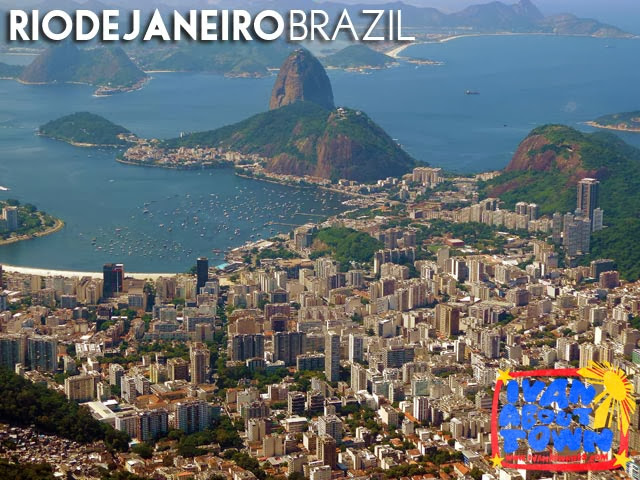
[
  {"left": 19, "top": 43, "right": 148, "bottom": 91},
  {"left": 269, "top": 49, "right": 335, "bottom": 111}
]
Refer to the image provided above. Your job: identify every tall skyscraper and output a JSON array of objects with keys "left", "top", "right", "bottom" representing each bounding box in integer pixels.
[
  {"left": 231, "top": 334, "right": 265, "bottom": 362},
  {"left": 190, "top": 344, "right": 209, "bottom": 385},
  {"left": 103, "top": 263, "right": 124, "bottom": 299},
  {"left": 196, "top": 257, "right": 209, "bottom": 292},
  {"left": 325, "top": 332, "right": 340, "bottom": 382},
  {"left": 435, "top": 304, "right": 460, "bottom": 337},
  {"left": 348, "top": 334, "right": 364, "bottom": 363},
  {"left": 577, "top": 178, "right": 600, "bottom": 219},
  {"left": 27, "top": 335, "right": 58, "bottom": 372},
  {"left": 0, "top": 334, "right": 27, "bottom": 370},
  {"left": 273, "top": 331, "right": 306, "bottom": 366}
]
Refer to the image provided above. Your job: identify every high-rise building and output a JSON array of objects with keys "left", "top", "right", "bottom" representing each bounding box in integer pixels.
[
  {"left": 231, "top": 334, "right": 265, "bottom": 362},
  {"left": 121, "top": 375, "right": 138, "bottom": 403},
  {"left": 103, "top": 263, "right": 124, "bottom": 299},
  {"left": 109, "top": 363, "right": 125, "bottom": 386},
  {"left": 273, "top": 331, "right": 305, "bottom": 366},
  {"left": 0, "top": 334, "right": 27, "bottom": 370},
  {"left": 590, "top": 259, "right": 615, "bottom": 280},
  {"left": 563, "top": 213, "right": 591, "bottom": 257},
  {"left": 288, "top": 391, "right": 306, "bottom": 415},
  {"left": 138, "top": 409, "right": 169, "bottom": 441},
  {"left": 64, "top": 374, "right": 96, "bottom": 402},
  {"left": 2, "top": 206, "right": 18, "bottom": 231},
  {"left": 317, "top": 435, "right": 337, "bottom": 469},
  {"left": 350, "top": 363, "right": 367, "bottom": 392},
  {"left": 318, "top": 415, "right": 343, "bottom": 442},
  {"left": 296, "top": 353, "right": 325, "bottom": 372},
  {"left": 196, "top": 257, "right": 209, "bottom": 292},
  {"left": 348, "top": 334, "right": 364, "bottom": 363},
  {"left": 481, "top": 331, "right": 500, "bottom": 359},
  {"left": 435, "top": 304, "right": 459, "bottom": 337},
  {"left": 592, "top": 208, "right": 604, "bottom": 232},
  {"left": 577, "top": 178, "right": 600, "bottom": 219},
  {"left": 27, "top": 335, "right": 57, "bottom": 372},
  {"left": 413, "top": 396, "right": 430, "bottom": 422},
  {"left": 190, "top": 344, "right": 209, "bottom": 384},
  {"left": 325, "top": 332, "right": 340, "bottom": 383},
  {"left": 167, "top": 357, "right": 189, "bottom": 381},
  {"left": 382, "top": 345, "right": 415, "bottom": 369},
  {"left": 174, "top": 400, "right": 211, "bottom": 434},
  {"left": 579, "top": 343, "right": 598, "bottom": 369}
]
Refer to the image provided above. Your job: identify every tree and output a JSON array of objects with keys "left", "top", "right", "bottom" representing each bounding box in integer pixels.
[{"left": 131, "top": 443, "right": 153, "bottom": 459}]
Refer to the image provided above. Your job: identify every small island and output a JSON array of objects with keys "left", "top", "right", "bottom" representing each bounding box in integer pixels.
[
  {"left": 38, "top": 112, "right": 137, "bottom": 148},
  {"left": 587, "top": 111, "right": 640, "bottom": 133},
  {"left": 322, "top": 45, "right": 397, "bottom": 71},
  {"left": 0, "top": 199, "right": 64, "bottom": 246}
]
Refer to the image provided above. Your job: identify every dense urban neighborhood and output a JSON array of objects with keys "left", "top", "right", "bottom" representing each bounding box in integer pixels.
[{"left": 0, "top": 165, "right": 637, "bottom": 480}]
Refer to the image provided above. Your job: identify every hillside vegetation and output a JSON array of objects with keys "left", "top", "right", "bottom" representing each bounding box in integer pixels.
[
  {"left": 322, "top": 45, "right": 394, "bottom": 69},
  {"left": 164, "top": 101, "right": 415, "bottom": 183},
  {"left": 20, "top": 43, "right": 147, "bottom": 88},
  {"left": 0, "top": 368, "right": 129, "bottom": 452},
  {"left": 312, "top": 226, "right": 384, "bottom": 266},
  {"left": 482, "top": 125, "right": 640, "bottom": 280},
  {"left": 39, "top": 112, "right": 133, "bottom": 147}
]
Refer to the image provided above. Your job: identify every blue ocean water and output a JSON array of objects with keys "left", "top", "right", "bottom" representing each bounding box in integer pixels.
[{"left": 0, "top": 35, "right": 638, "bottom": 271}]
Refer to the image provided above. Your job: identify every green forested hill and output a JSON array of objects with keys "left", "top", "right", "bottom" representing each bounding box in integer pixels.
[
  {"left": 482, "top": 125, "right": 640, "bottom": 280},
  {"left": 164, "top": 101, "right": 415, "bottom": 183},
  {"left": 322, "top": 45, "right": 394, "bottom": 69},
  {"left": 39, "top": 112, "right": 133, "bottom": 147}
]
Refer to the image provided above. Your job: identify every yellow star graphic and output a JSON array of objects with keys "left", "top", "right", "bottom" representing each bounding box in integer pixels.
[
  {"left": 497, "top": 370, "right": 513, "bottom": 383},
  {"left": 491, "top": 454, "right": 504, "bottom": 468},
  {"left": 613, "top": 451, "right": 631, "bottom": 469}
]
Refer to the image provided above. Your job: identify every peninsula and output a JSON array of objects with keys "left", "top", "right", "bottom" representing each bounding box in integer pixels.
[
  {"left": 322, "top": 45, "right": 396, "bottom": 71},
  {"left": 586, "top": 111, "right": 640, "bottom": 133},
  {"left": 0, "top": 200, "right": 64, "bottom": 246},
  {"left": 38, "top": 112, "right": 137, "bottom": 148},
  {"left": 122, "top": 49, "right": 416, "bottom": 183}
]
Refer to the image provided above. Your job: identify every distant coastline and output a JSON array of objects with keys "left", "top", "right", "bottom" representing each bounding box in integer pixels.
[
  {"left": 116, "top": 156, "right": 232, "bottom": 170},
  {"left": 13, "top": 76, "right": 150, "bottom": 97},
  {"left": 585, "top": 120, "right": 640, "bottom": 133},
  {"left": 392, "top": 32, "right": 638, "bottom": 57}
]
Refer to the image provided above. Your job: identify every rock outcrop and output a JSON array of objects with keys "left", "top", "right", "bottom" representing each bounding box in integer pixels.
[{"left": 269, "top": 49, "right": 335, "bottom": 111}]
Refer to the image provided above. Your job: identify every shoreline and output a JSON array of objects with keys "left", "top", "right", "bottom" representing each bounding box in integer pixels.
[
  {"left": 0, "top": 264, "right": 177, "bottom": 280},
  {"left": 392, "top": 32, "right": 636, "bottom": 57},
  {"left": 0, "top": 217, "right": 65, "bottom": 247},
  {"left": 585, "top": 121, "right": 640, "bottom": 133},
  {"left": 37, "top": 133, "right": 127, "bottom": 149},
  {"left": 387, "top": 42, "right": 421, "bottom": 58},
  {"left": 116, "top": 157, "right": 231, "bottom": 170}
]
